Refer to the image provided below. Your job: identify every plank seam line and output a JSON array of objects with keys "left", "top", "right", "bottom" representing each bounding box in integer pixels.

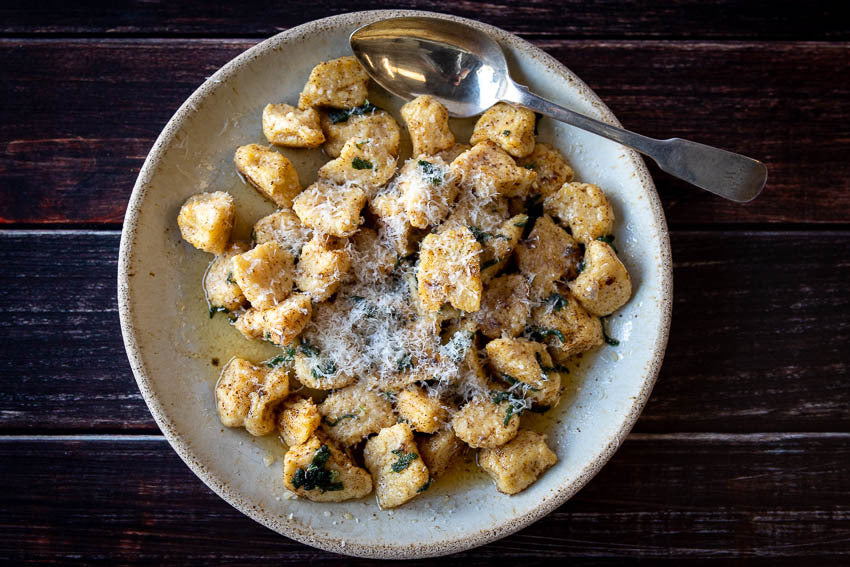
[
  {"left": 0, "top": 36, "right": 848, "bottom": 47},
  {"left": 5, "top": 227, "right": 850, "bottom": 236},
  {"left": 0, "top": 229, "right": 122, "bottom": 236},
  {"left": 3, "top": 432, "right": 849, "bottom": 442}
]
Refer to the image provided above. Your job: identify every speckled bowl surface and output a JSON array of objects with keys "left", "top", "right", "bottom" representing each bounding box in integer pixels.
[{"left": 118, "top": 10, "right": 672, "bottom": 559}]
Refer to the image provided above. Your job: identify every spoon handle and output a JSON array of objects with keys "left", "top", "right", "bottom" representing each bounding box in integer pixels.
[{"left": 504, "top": 83, "right": 767, "bottom": 203}]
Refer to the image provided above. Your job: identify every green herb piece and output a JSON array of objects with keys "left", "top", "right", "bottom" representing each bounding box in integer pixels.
[
  {"left": 381, "top": 390, "right": 397, "bottom": 402},
  {"left": 577, "top": 260, "right": 586, "bottom": 274},
  {"left": 468, "top": 225, "right": 508, "bottom": 244},
  {"left": 535, "top": 351, "right": 569, "bottom": 375},
  {"left": 514, "top": 218, "right": 528, "bottom": 228},
  {"left": 225, "top": 272, "right": 236, "bottom": 285},
  {"left": 352, "top": 157, "right": 373, "bottom": 170},
  {"left": 527, "top": 325, "right": 566, "bottom": 344},
  {"left": 396, "top": 352, "right": 413, "bottom": 373},
  {"left": 291, "top": 444, "right": 344, "bottom": 492},
  {"left": 350, "top": 295, "right": 377, "bottom": 317},
  {"left": 311, "top": 359, "right": 337, "bottom": 380},
  {"left": 503, "top": 404, "right": 516, "bottom": 426},
  {"left": 323, "top": 413, "right": 357, "bottom": 427},
  {"left": 601, "top": 317, "right": 620, "bottom": 346},
  {"left": 491, "top": 390, "right": 510, "bottom": 404},
  {"left": 417, "top": 160, "right": 443, "bottom": 185},
  {"left": 417, "top": 477, "right": 433, "bottom": 493},
  {"left": 298, "top": 340, "right": 320, "bottom": 357},
  {"left": 502, "top": 129, "right": 511, "bottom": 136},
  {"left": 481, "top": 258, "right": 500, "bottom": 271},
  {"left": 504, "top": 373, "right": 540, "bottom": 391},
  {"left": 524, "top": 163, "right": 537, "bottom": 170},
  {"left": 545, "top": 292, "right": 567, "bottom": 311},
  {"left": 327, "top": 100, "right": 378, "bottom": 124},
  {"left": 327, "top": 108, "right": 350, "bottom": 124},
  {"left": 390, "top": 448, "right": 419, "bottom": 472},
  {"left": 250, "top": 230, "right": 257, "bottom": 242},
  {"left": 468, "top": 225, "right": 490, "bottom": 243},
  {"left": 209, "top": 306, "right": 229, "bottom": 318},
  {"left": 596, "top": 234, "right": 617, "bottom": 253},
  {"left": 266, "top": 348, "right": 295, "bottom": 368}
]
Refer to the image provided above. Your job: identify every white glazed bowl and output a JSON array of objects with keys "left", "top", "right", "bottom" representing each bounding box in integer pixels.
[{"left": 118, "top": 10, "right": 672, "bottom": 559}]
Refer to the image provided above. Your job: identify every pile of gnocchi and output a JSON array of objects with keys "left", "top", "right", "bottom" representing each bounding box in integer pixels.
[{"left": 177, "top": 55, "right": 631, "bottom": 509}]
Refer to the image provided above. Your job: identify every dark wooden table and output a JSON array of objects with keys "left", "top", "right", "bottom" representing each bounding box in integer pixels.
[{"left": 2, "top": 2, "right": 848, "bottom": 564}]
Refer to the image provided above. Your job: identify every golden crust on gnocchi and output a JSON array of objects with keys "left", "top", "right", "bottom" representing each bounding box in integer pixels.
[{"left": 177, "top": 55, "right": 633, "bottom": 509}]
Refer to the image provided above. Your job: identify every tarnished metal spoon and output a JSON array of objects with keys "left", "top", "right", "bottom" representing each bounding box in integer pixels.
[{"left": 350, "top": 17, "right": 766, "bottom": 202}]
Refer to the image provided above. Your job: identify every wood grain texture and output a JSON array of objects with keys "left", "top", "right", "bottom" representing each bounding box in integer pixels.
[
  {"left": 0, "top": 0, "right": 847, "bottom": 40},
  {"left": 2, "top": 434, "right": 848, "bottom": 563},
  {"left": 1, "top": 230, "right": 847, "bottom": 432},
  {"left": 1, "top": 40, "right": 848, "bottom": 225}
]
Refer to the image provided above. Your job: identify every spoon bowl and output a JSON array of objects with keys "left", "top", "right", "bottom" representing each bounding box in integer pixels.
[
  {"left": 351, "top": 17, "right": 508, "bottom": 117},
  {"left": 351, "top": 16, "right": 767, "bottom": 202}
]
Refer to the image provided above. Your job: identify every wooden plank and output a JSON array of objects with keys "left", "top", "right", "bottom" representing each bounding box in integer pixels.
[
  {"left": 1, "top": 433, "right": 848, "bottom": 562},
  {"left": 0, "top": 40, "right": 848, "bottom": 225},
  {"left": 1, "top": 230, "right": 848, "bottom": 432},
  {"left": 0, "top": 0, "right": 847, "bottom": 40}
]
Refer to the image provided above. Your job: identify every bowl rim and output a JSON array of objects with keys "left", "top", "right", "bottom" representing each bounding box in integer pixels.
[{"left": 118, "top": 9, "right": 673, "bottom": 559}]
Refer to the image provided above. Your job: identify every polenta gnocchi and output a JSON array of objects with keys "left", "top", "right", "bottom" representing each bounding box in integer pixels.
[{"left": 177, "top": 55, "right": 631, "bottom": 508}]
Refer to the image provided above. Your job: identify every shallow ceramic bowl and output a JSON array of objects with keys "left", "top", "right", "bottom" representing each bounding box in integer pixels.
[{"left": 118, "top": 9, "right": 672, "bottom": 559}]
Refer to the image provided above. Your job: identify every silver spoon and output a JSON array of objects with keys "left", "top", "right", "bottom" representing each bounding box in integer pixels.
[{"left": 350, "top": 17, "right": 767, "bottom": 203}]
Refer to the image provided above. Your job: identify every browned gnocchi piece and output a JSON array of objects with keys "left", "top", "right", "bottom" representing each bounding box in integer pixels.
[
  {"left": 318, "top": 382, "right": 396, "bottom": 447},
  {"left": 531, "top": 288, "right": 603, "bottom": 363},
  {"left": 204, "top": 241, "right": 249, "bottom": 313},
  {"left": 177, "top": 191, "right": 235, "bottom": 255},
  {"left": 278, "top": 396, "right": 322, "bottom": 447},
  {"left": 418, "top": 426, "right": 462, "bottom": 478},
  {"left": 417, "top": 227, "right": 483, "bottom": 313},
  {"left": 370, "top": 188, "right": 419, "bottom": 256},
  {"left": 396, "top": 386, "right": 448, "bottom": 434},
  {"left": 516, "top": 215, "right": 583, "bottom": 300},
  {"left": 321, "top": 108, "right": 401, "bottom": 158},
  {"left": 397, "top": 156, "right": 458, "bottom": 229},
  {"left": 479, "top": 429, "right": 557, "bottom": 494},
  {"left": 544, "top": 181, "right": 615, "bottom": 244},
  {"left": 517, "top": 143, "right": 575, "bottom": 197},
  {"left": 400, "top": 95, "right": 455, "bottom": 157},
  {"left": 234, "top": 144, "right": 302, "bottom": 208},
  {"left": 292, "top": 349, "right": 357, "bottom": 391},
  {"left": 451, "top": 396, "right": 520, "bottom": 449},
  {"left": 215, "top": 357, "right": 289, "bottom": 436},
  {"left": 283, "top": 432, "right": 372, "bottom": 501},
  {"left": 255, "top": 293, "right": 312, "bottom": 346},
  {"left": 294, "top": 235, "right": 351, "bottom": 302},
  {"left": 363, "top": 423, "right": 431, "bottom": 509},
  {"left": 569, "top": 240, "right": 631, "bottom": 316},
  {"left": 252, "top": 209, "right": 311, "bottom": 256},
  {"left": 230, "top": 241, "right": 295, "bottom": 310},
  {"left": 470, "top": 102, "right": 536, "bottom": 158},
  {"left": 485, "top": 337, "right": 561, "bottom": 408},
  {"left": 297, "top": 56, "right": 370, "bottom": 110},
  {"left": 477, "top": 274, "right": 531, "bottom": 339},
  {"left": 479, "top": 213, "right": 527, "bottom": 282},
  {"left": 451, "top": 141, "right": 536, "bottom": 198},
  {"left": 318, "top": 137, "right": 397, "bottom": 193},
  {"left": 292, "top": 181, "right": 367, "bottom": 238},
  {"left": 262, "top": 103, "right": 325, "bottom": 148}
]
